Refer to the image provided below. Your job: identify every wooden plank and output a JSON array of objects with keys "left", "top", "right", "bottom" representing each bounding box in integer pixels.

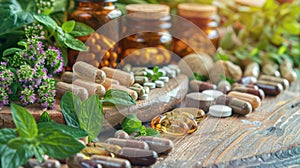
[{"left": 153, "top": 81, "right": 300, "bottom": 167}]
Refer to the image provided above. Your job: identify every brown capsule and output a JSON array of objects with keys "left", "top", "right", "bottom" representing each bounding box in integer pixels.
[
  {"left": 135, "top": 136, "right": 174, "bottom": 155},
  {"left": 216, "top": 95, "right": 252, "bottom": 116},
  {"left": 217, "top": 80, "right": 231, "bottom": 94},
  {"left": 106, "top": 138, "right": 149, "bottom": 150},
  {"left": 109, "top": 84, "right": 138, "bottom": 100},
  {"left": 61, "top": 71, "right": 74, "bottom": 84},
  {"left": 228, "top": 91, "right": 261, "bottom": 109},
  {"left": 259, "top": 75, "right": 289, "bottom": 90},
  {"left": 73, "top": 61, "right": 106, "bottom": 84},
  {"left": 73, "top": 79, "right": 106, "bottom": 98},
  {"left": 80, "top": 160, "right": 102, "bottom": 168},
  {"left": 232, "top": 87, "right": 265, "bottom": 100},
  {"left": 102, "top": 67, "right": 134, "bottom": 87},
  {"left": 237, "top": 76, "right": 257, "bottom": 85},
  {"left": 41, "top": 159, "right": 61, "bottom": 168},
  {"left": 189, "top": 80, "right": 217, "bottom": 92},
  {"left": 102, "top": 78, "right": 120, "bottom": 91},
  {"left": 231, "top": 83, "right": 259, "bottom": 90},
  {"left": 91, "top": 155, "right": 131, "bottom": 168},
  {"left": 114, "top": 130, "right": 130, "bottom": 139},
  {"left": 67, "top": 153, "right": 86, "bottom": 168},
  {"left": 56, "top": 82, "right": 89, "bottom": 101},
  {"left": 116, "top": 147, "right": 158, "bottom": 167},
  {"left": 256, "top": 80, "right": 283, "bottom": 96}
]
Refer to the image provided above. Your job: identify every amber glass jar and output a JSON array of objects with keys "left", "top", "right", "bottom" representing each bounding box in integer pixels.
[
  {"left": 173, "top": 3, "right": 219, "bottom": 57},
  {"left": 67, "top": 0, "right": 122, "bottom": 70},
  {"left": 120, "top": 4, "right": 173, "bottom": 67}
]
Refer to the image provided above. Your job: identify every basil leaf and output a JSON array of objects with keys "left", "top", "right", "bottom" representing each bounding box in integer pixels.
[
  {"left": 78, "top": 95, "right": 103, "bottom": 142},
  {"left": 62, "top": 20, "right": 75, "bottom": 34},
  {"left": 60, "top": 92, "right": 81, "bottom": 128},
  {"left": 102, "top": 89, "right": 136, "bottom": 106},
  {"left": 64, "top": 33, "right": 87, "bottom": 51},
  {"left": 0, "top": 144, "right": 33, "bottom": 168},
  {"left": 0, "top": 128, "right": 17, "bottom": 144},
  {"left": 121, "top": 114, "right": 142, "bottom": 135},
  {"left": 3, "top": 48, "right": 22, "bottom": 57},
  {"left": 10, "top": 103, "right": 38, "bottom": 138},
  {"left": 145, "top": 128, "right": 161, "bottom": 137},
  {"left": 38, "top": 122, "right": 88, "bottom": 139},
  {"left": 39, "top": 111, "right": 53, "bottom": 123},
  {"left": 70, "top": 22, "right": 94, "bottom": 37},
  {"left": 34, "top": 14, "right": 58, "bottom": 32},
  {"left": 39, "top": 130, "right": 85, "bottom": 159}
]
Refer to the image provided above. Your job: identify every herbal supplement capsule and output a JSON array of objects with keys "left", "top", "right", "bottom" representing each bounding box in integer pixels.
[
  {"left": 67, "top": 153, "right": 86, "bottom": 168},
  {"left": 122, "top": 64, "right": 132, "bottom": 73},
  {"left": 74, "top": 79, "right": 106, "bottom": 98},
  {"left": 102, "top": 67, "right": 135, "bottom": 87},
  {"left": 244, "top": 62, "right": 260, "bottom": 78},
  {"left": 132, "top": 83, "right": 143, "bottom": 89},
  {"left": 61, "top": 71, "right": 74, "bottom": 84},
  {"left": 134, "top": 71, "right": 147, "bottom": 76},
  {"left": 237, "top": 76, "right": 257, "bottom": 85},
  {"left": 136, "top": 136, "right": 174, "bottom": 155},
  {"left": 208, "top": 105, "right": 232, "bottom": 118},
  {"left": 81, "top": 147, "right": 111, "bottom": 157},
  {"left": 91, "top": 155, "right": 131, "bottom": 168},
  {"left": 155, "top": 80, "right": 164, "bottom": 88},
  {"left": 106, "top": 138, "right": 150, "bottom": 150},
  {"left": 80, "top": 160, "right": 102, "bottom": 168},
  {"left": 256, "top": 80, "right": 283, "bottom": 96},
  {"left": 166, "top": 70, "right": 177, "bottom": 78},
  {"left": 131, "top": 67, "right": 148, "bottom": 72},
  {"left": 144, "top": 82, "right": 156, "bottom": 89},
  {"left": 168, "top": 64, "right": 181, "bottom": 75},
  {"left": 280, "top": 60, "right": 297, "bottom": 83},
  {"left": 139, "top": 94, "right": 149, "bottom": 100},
  {"left": 217, "top": 80, "right": 231, "bottom": 94},
  {"left": 231, "top": 87, "right": 265, "bottom": 100},
  {"left": 158, "top": 76, "right": 169, "bottom": 82},
  {"left": 87, "top": 142, "right": 122, "bottom": 154},
  {"left": 231, "top": 83, "right": 259, "bottom": 90},
  {"left": 262, "top": 63, "right": 281, "bottom": 77},
  {"left": 185, "top": 92, "right": 215, "bottom": 112},
  {"left": 143, "top": 87, "right": 150, "bottom": 94},
  {"left": 228, "top": 91, "right": 261, "bottom": 109},
  {"left": 189, "top": 80, "right": 217, "bottom": 92},
  {"left": 73, "top": 61, "right": 106, "bottom": 84},
  {"left": 41, "top": 159, "right": 61, "bottom": 168},
  {"left": 116, "top": 147, "right": 158, "bottom": 166},
  {"left": 56, "top": 82, "right": 89, "bottom": 101},
  {"left": 129, "top": 86, "right": 145, "bottom": 97},
  {"left": 158, "top": 69, "right": 167, "bottom": 76},
  {"left": 134, "top": 76, "right": 148, "bottom": 85},
  {"left": 202, "top": 90, "right": 224, "bottom": 99},
  {"left": 259, "top": 75, "right": 289, "bottom": 90},
  {"left": 109, "top": 84, "right": 138, "bottom": 100},
  {"left": 215, "top": 95, "right": 252, "bottom": 115},
  {"left": 102, "top": 78, "right": 120, "bottom": 91},
  {"left": 114, "top": 130, "right": 130, "bottom": 139}
]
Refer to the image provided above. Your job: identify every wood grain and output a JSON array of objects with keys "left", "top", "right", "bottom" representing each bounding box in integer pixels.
[{"left": 153, "top": 80, "right": 300, "bottom": 167}]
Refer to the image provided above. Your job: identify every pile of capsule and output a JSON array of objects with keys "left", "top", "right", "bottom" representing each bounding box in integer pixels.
[
  {"left": 67, "top": 130, "right": 174, "bottom": 168},
  {"left": 122, "top": 64, "right": 181, "bottom": 100},
  {"left": 186, "top": 62, "right": 292, "bottom": 117}
]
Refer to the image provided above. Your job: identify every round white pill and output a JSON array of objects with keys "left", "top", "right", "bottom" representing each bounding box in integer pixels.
[
  {"left": 202, "top": 90, "right": 224, "bottom": 99},
  {"left": 208, "top": 105, "right": 232, "bottom": 118}
]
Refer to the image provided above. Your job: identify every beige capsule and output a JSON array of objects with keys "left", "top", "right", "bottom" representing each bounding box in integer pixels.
[
  {"left": 102, "top": 78, "right": 120, "bottom": 90},
  {"left": 280, "top": 61, "right": 297, "bottom": 83},
  {"left": 259, "top": 75, "right": 289, "bottom": 90},
  {"left": 244, "top": 62, "right": 260, "bottom": 78},
  {"left": 88, "top": 142, "right": 122, "bottom": 154},
  {"left": 61, "top": 71, "right": 75, "bottom": 84},
  {"left": 81, "top": 147, "right": 111, "bottom": 157},
  {"left": 228, "top": 91, "right": 261, "bottom": 109},
  {"left": 56, "top": 82, "right": 89, "bottom": 101},
  {"left": 73, "top": 79, "right": 106, "bottom": 98},
  {"left": 109, "top": 84, "right": 138, "bottom": 100},
  {"left": 91, "top": 155, "right": 131, "bottom": 168},
  {"left": 73, "top": 61, "right": 106, "bottom": 84},
  {"left": 102, "top": 67, "right": 134, "bottom": 87}
]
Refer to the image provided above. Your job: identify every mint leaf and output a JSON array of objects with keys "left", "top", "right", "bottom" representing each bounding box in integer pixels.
[
  {"left": 70, "top": 22, "right": 94, "bottom": 37},
  {"left": 78, "top": 95, "right": 103, "bottom": 142},
  {"left": 62, "top": 20, "right": 75, "bottom": 34},
  {"left": 121, "top": 114, "right": 142, "bottom": 135},
  {"left": 102, "top": 89, "right": 136, "bottom": 106},
  {"left": 39, "top": 130, "right": 85, "bottom": 159},
  {"left": 60, "top": 92, "right": 81, "bottom": 128},
  {"left": 194, "top": 72, "right": 208, "bottom": 81},
  {"left": 38, "top": 122, "right": 88, "bottom": 139},
  {"left": 0, "top": 144, "right": 33, "bottom": 168},
  {"left": 34, "top": 14, "right": 58, "bottom": 32},
  {"left": 0, "top": 128, "right": 16, "bottom": 144},
  {"left": 39, "top": 111, "right": 53, "bottom": 123},
  {"left": 145, "top": 128, "right": 161, "bottom": 137},
  {"left": 11, "top": 103, "right": 38, "bottom": 138},
  {"left": 64, "top": 33, "right": 87, "bottom": 51}
]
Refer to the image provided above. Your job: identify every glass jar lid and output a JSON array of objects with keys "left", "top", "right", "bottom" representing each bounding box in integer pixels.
[{"left": 177, "top": 3, "right": 217, "bottom": 18}]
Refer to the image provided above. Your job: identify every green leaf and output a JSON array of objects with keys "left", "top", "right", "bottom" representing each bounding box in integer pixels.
[
  {"left": 39, "top": 130, "right": 85, "bottom": 159},
  {"left": 38, "top": 122, "right": 88, "bottom": 139},
  {"left": 121, "top": 114, "right": 142, "bottom": 135},
  {"left": 17, "top": 41, "right": 27, "bottom": 49},
  {"left": 7, "top": 137, "right": 30, "bottom": 150},
  {"left": 153, "top": 66, "right": 159, "bottom": 73},
  {"left": 60, "top": 92, "right": 81, "bottom": 128},
  {"left": 64, "top": 33, "right": 87, "bottom": 51},
  {"left": 140, "top": 126, "right": 147, "bottom": 136},
  {"left": 102, "top": 89, "right": 136, "bottom": 106},
  {"left": 33, "top": 14, "right": 58, "bottom": 32},
  {"left": 77, "top": 95, "right": 103, "bottom": 142},
  {"left": 32, "top": 146, "right": 45, "bottom": 162},
  {"left": 70, "top": 22, "right": 94, "bottom": 37},
  {"left": 194, "top": 72, "right": 208, "bottom": 81},
  {"left": 282, "top": 21, "right": 300, "bottom": 35},
  {"left": 214, "top": 53, "right": 231, "bottom": 61},
  {"left": 2, "top": 48, "right": 22, "bottom": 57},
  {"left": 0, "top": 144, "right": 33, "bottom": 168},
  {"left": 39, "top": 111, "right": 53, "bottom": 123},
  {"left": 220, "top": 32, "right": 233, "bottom": 50},
  {"left": 145, "top": 128, "right": 161, "bottom": 137},
  {"left": 62, "top": 20, "right": 75, "bottom": 34},
  {"left": 0, "top": 128, "right": 17, "bottom": 144},
  {"left": 10, "top": 103, "right": 38, "bottom": 138}
]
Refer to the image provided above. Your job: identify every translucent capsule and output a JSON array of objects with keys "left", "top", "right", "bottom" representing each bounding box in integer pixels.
[
  {"left": 237, "top": 76, "right": 257, "bottom": 85},
  {"left": 105, "top": 138, "right": 150, "bottom": 150},
  {"left": 91, "top": 155, "right": 131, "bottom": 168}
]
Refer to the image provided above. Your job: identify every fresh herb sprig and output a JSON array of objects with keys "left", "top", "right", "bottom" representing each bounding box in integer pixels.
[
  {"left": 121, "top": 114, "right": 161, "bottom": 137},
  {"left": 220, "top": 74, "right": 236, "bottom": 85},
  {"left": 0, "top": 103, "right": 85, "bottom": 168},
  {"left": 146, "top": 66, "right": 163, "bottom": 82},
  {"left": 193, "top": 72, "right": 208, "bottom": 82}
]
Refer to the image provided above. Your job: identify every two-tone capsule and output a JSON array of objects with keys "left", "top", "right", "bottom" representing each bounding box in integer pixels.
[
  {"left": 216, "top": 95, "right": 252, "bottom": 116},
  {"left": 259, "top": 75, "right": 289, "bottom": 90},
  {"left": 228, "top": 91, "right": 261, "bottom": 109},
  {"left": 231, "top": 87, "right": 265, "bottom": 100},
  {"left": 105, "top": 138, "right": 150, "bottom": 150},
  {"left": 136, "top": 136, "right": 174, "bottom": 155},
  {"left": 117, "top": 147, "right": 158, "bottom": 167},
  {"left": 91, "top": 155, "right": 131, "bottom": 168},
  {"left": 256, "top": 80, "right": 283, "bottom": 96}
]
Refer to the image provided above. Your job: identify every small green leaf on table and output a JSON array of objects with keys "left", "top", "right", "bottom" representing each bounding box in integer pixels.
[
  {"left": 121, "top": 114, "right": 142, "bottom": 135},
  {"left": 102, "top": 89, "right": 136, "bottom": 106}
]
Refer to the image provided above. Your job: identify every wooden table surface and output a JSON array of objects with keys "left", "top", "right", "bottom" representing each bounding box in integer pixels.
[{"left": 151, "top": 80, "right": 300, "bottom": 168}]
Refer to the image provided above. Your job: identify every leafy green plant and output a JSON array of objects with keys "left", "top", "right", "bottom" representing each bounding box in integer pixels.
[
  {"left": 146, "top": 66, "right": 163, "bottom": 82},
  {"left": 121, "top": 114, "right": 161, "bottom": 137},
  {"left": 193, "top": 72, "right": 208, "bottom": 81},
  {"left": 220, "top": 74, "right": 236, "bottom": 85},
  {"left": 0, "top": 103, "right": 85, "bottom": 168},
  {"left": 60, "top": 90, "right": 136, "bottom": 142}
]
